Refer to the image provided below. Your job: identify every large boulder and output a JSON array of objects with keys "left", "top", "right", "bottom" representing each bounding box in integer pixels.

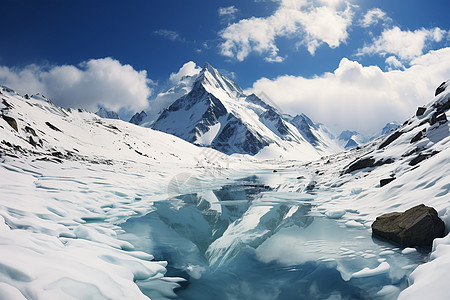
[
  {"left": 372, "top": 204, "right": 445, "bottom": 247},
  {"left": 1, "top": 115, "right": 18, "bottom": 132}
]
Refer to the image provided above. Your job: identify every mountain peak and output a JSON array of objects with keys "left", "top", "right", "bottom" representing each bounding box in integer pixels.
[
  {"left": 195, "top": 63, "right": 243, "bottom": 99},
  {"left": 95, "top": 107, "right": 120, "bottom": 120}
]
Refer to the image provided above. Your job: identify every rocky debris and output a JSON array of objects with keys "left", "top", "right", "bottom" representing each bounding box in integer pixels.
[
  {"left": 380, "top": 177, "right": 396, "bottom": 187},
  {"left": 344, "top": 156, "right": 394, "bottom": 174},
  {"left": 410, "top": 130, "right": 425, "bottom": 143},
  {"left": 372, "top": 204, "right": 445, "bottom": 247},
  {"left": 433, "top": 92, "right": 450, "bottom": 115},
  {"left": 2, "top": 99, "right": 13, "bottom": 109},
  {"left": 24, "top": 126, "right": 37, "bottom": 136},
  {"left": 379, "top": 131, "right": 403, "bottom": 149},
  {"left": 435, "top": 81, "right": 447, "bottom": 96},
  {"left": 1, "top": 115, "right": 18, "bottom": 132},
  {"left": 429, "top": 112, "right": 447, "bottom": 126},
  {"left": 415, "top": 107, "right": 426, "bottom": 117},
  {"left": 409, "top": 150, "right": 440, "bottom": 166},
  {"left": 45, "top": 121, "right": 62, "bottom": 132}
]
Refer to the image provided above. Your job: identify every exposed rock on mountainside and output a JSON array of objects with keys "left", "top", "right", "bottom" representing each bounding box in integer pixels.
[
  {"left": 142, "top": 63, "right": 342, "bottom": 157},
  {"left": 129, "top": 111, "right": 147, "bottom": 125},
  {"left": 95, "top": 107, "right": 120, "bottom": 119}
]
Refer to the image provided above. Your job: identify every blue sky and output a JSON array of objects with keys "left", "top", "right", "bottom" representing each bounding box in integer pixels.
[{"left": 1, "top": 0, "right": 450, "bottom": 134}]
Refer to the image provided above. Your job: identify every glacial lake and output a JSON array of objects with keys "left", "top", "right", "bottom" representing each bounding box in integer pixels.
[{"left": 119, "top": 174, "right": 429, "bottom": 300}]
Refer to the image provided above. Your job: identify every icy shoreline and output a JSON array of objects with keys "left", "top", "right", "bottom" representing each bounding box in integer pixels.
[{"left": 0, "top": 83, "right": 449, "bottom": 299}]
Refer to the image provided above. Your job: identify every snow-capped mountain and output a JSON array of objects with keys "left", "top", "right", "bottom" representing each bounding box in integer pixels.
[
  {"left": 129, "top": 110, "right": 147, "bottom": 125},
  {"left": 337, "top": 122, "right": 401, "bottom": 149},
  {"left": 378, "top": 122, "right": 400, "bottom": 136},
  {"left": 137, "top": 63, "right": 342, "bottom": 158},
  {"left": 95, "top": 107, "right": 120, "bottom": 119},
  {"left": 0, "top": 85, "right": 232, "bottom": 169}
]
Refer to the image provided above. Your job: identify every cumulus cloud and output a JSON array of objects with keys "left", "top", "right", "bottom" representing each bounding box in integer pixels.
[
  {"left": 169, "top": 61, "right": 201, "bottom": 84},
  {"left": 358, "top": 26, "right": 448, "bottom": 61},
  {"left": 358, "top": 8, "right": 391, "bottom": 28},
  {"left": 385, "top": 56, "right": 404, "bottom": 70},
  {"left": 0, "top": 57, "right": 153, "bottom": 113},
  {"left": 248, "top": 47, "right": 450, "bottom": 135},
  {"left": 219, "top": 0, "right": 354, "bottom": 61},
  {"left": 218, "top": 6, "right": 239, "bottom": 23},
  {"left": 153, "top": 29, "right": 184, "bottom": 42}
]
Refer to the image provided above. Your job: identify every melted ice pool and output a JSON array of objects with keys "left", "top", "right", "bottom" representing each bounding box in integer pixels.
[{"left": 120, "top": 175, "right": 428, "bottom": 300}]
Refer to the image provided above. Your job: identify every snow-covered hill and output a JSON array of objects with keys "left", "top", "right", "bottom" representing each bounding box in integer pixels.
[
  {"left": 0, "top": 84, "right": 243, "bottom": 299},
  {"left": 133, "top": 63, "right": 342, "bottom": 159}
]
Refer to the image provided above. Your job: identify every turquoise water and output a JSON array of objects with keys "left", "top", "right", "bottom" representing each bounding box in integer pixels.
[{"left": 120, "top": 175, "right": 428, "bottom": 300}]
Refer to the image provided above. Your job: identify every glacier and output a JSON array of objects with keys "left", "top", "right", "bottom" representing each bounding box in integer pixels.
[{"left": 0, "top": 74, "right": 449, "bottom": 300}]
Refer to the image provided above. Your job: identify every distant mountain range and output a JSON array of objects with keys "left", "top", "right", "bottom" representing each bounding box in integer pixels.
[{"left": 127, "top": 63, "right": 397, "bottom": 156}]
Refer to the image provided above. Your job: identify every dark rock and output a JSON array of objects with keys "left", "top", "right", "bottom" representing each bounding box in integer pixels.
[
  {"left": 380, "top": 177, "right": 396, "bottom": 187},
  {"left": 346, "top": 157, "right": 375, "bottom": 173},
  {"left": 305, "top": 181, "right": 316, "bottom": 191},
  {"left": 45, "top": 121, "right": 62, "bottom": 132},
  {"left": 409, "top": 151, "right": 440, "bottom": 166},
  {"left": 344, "top": 157, "right": 395, "bottom": 174},
  {"left": 379, "top": 131, "right": 403, "bottom": 149},
  {"left": 429, "top": 112, "right": 447, "bottom": 126},
  {"left": 273, "top": 170, "right": 278, "bottom": 173},
  {"left": 2, "top": 99, "right": 13, "bottom": 109},
  {"left": 2, "top": 115, "right": 18, "bottom": 132},
  {"left": 410, "top": 130, "right": 425, "bottom": 143},
  {"left": 372, "top": 204, "right": 445, "bottom": 247},
  {"left": 28, "top": 136, "right": 37, "bottom": 147},
  {"left": 24, "top": 126, "right": 37, "bottom": 136},
  {"left": 434, "top": 96, "right": 450, "bottom": 115},
  {"left": 415, "top": 107, "right": 426, "bottom": 116},
  {"left": 435, "top": 81, "right": 447, "bottom": 96}
]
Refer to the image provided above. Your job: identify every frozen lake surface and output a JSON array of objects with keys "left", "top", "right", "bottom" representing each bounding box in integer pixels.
[{"left": 120, "top": 174, "right": 429, "bottom": 300}]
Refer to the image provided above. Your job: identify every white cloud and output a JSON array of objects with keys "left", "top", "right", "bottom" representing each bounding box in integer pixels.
[
  {"left": 218, "top": 6, "right": 239, "bottom": 23},
  {"left": 219, "top": 0, "right": 354, "bottom": 61},
  {"left": 358, "top": 26, "right": 448, "bottom": 61},
  {"left": 385, "top": 56, "right": 404, "bottom": 70},
  {"left": 0, "top": 57, "right": 153, "bottom": 113},
  {"left": 153, "top": 29, "right": 184, "bottom": 42},
  {"left": 359, "top": 8, "right": 391, "bottom": 28},
  {"left": 169, "top": 61, "right": 201, "bottom": 84},
  {"left": 248, "top": 47, "right": 450, "bottom": 135}
]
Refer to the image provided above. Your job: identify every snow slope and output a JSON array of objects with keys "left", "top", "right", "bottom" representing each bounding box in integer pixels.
[
  {"left": 0, "top": 77, "right": 448, "bottom": 299},
  {"left": 0, "top": 85, "right": 245, "bottom": 299},
  {"left": 268, "top": 80, "right": 450, "bottom": 299}
]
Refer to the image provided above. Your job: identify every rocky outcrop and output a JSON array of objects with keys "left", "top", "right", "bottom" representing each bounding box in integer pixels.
[
  {"left": 344, "top": 156, "right": 394, "bottom": 174},
  {"left": 2, "top": 115, "right": 18, "bottom": 132},
  {"left": 378, "top": 131, "right": 403, "bottom": 149},
  {"left": 45, "top": 121, "right": 62, "bottom": 132},
  {"left": 372, "top": 204, "right": 445, "bottom": 247},
  {"left": 380, "top": 177, "right": 395, "bottom": 187},
  {"left": 415, "top": 107, "right": 426, "bottom": 117},
  {"left": 435, "top": 81, "right": 447, "bottom": 96}
]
